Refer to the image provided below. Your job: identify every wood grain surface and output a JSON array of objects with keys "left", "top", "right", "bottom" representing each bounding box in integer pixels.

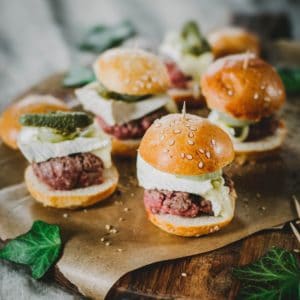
[{"left": 6, "top": 74, "right": 299, "bottom": 300}]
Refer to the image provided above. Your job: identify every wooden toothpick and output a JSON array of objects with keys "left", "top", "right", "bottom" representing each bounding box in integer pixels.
[{"left": 181, "top": 101, "right": 187, "bottom": 119}]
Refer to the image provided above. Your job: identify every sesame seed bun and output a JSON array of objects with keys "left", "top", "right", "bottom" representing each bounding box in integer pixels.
[
  {"left": 25, "top": 165, "right": 118, "bottom": 209},
  {"left": 0, "top": 95, "right": 69, "bottom": 150},
  {"left": 94, "top": 48, "right": 170, "bottom": 96},
  {"left": 146, "top": 186, "right": 236, "bottom": 237},
  {"left": 201, "top": 54, "right": 286, "bottom": 121},
  {"left": 208, "top": 27, "right": 260, "bottom": 58},
  {"left": 139, "top": 113, "right": 234, "bottom": 175}
]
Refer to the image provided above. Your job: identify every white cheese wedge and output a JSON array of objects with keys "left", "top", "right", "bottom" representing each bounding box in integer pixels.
[
  {"left": 137, "top": 154, "right": 228, "bottom": 216},
  {"left": 17, "top": 124, "right": 112, "bottom": 168},
  {"left": 75, "top": 82, "right": 173, "bottom": 126}
]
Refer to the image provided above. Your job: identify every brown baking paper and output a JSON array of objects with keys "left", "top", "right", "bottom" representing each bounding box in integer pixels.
[{"left": 0, "top": 78, "right": 299, "bottom": 299}]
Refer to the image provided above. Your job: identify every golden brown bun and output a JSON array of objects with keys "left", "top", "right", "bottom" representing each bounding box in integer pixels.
[
  {"left": 111, "top": 137, "right": 140, "bottom": 157},
  {"left": 147, "top": 187, "right": 236, "bottom": 237},
  {"left": 94, "top": 48, "right": 170, "bottom": 95},
  {"left": 201, "top": 54, "right": 286, "bottom": 121},
  {"left": 0, "top": 95, "right": 69, "bottom": 149},
  {"left": 208, "top": 27, "right": 260, "bottom": 58},
  {"left": 139, "top": 113, "right": 234, "bottom": 175},
  {"left": 25, "top": 165, "right": 118, "bottom": 209}
]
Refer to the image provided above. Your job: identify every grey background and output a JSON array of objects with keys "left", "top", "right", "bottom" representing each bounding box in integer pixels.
[{"left": 0, "top": 0, "right": 299, "bottom": 299}]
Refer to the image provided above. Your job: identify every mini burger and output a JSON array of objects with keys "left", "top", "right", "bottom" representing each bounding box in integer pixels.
[
  {"left": 207, "top": 27, "right": 260, "bottom": 59},
  {"left": 160, "top": 21, "right": 213, "bottom": 107},
  {"left": 18, "top": 111, "right": 118, "bottom": 209},
  {"left": 0, "top": 95, "right": 69, "bottom": 149},
  {"left": 75, "top": 48, "right": 177, "bottom": 157},
  {"left": 201, "top": 54, "right": 286, "bottom": 159},
  {"left": 137, "top": 112, "right": 236, "bottom": 237}
]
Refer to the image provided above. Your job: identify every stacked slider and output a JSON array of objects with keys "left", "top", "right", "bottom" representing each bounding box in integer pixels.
[{"left": 76, "top": 48, "right": 177, "bottom": 157}]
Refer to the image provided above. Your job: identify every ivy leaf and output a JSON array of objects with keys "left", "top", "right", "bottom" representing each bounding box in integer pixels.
[
  {"left": 63, "top": 65, "right": 96, "bottom": 87},
  {"left": 233, "top": 247, "right": 300, "bottom": 300},
  {"left": 0, "top": 220, "right": 62, "bottom": 279},
  {"left": 277, "top": 67, "right": 300, "bottom": 94},
  {"left": 79, "top": 20, "right": 136, "bottom": 52}
]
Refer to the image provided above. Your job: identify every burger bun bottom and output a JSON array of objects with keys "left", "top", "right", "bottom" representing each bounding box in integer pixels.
[
  {"left": 25, "top": 165, "right": 118, "bottom": 209},
  {"left": 112, "top": 137, "right": 140, "bottom": 157},
  {"left": 146, "top": 187, "right": 236, "bottom": 237}
]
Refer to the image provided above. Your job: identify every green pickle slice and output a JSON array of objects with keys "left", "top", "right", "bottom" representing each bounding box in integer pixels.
[{"left": 19, "top": 112, "right": 93, "bottom": 135}]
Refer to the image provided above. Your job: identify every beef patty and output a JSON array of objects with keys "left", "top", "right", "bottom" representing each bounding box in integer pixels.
[
  {"left": 165, "top": 61, "right": 191, "bottom": 89},
  {"left": 144, "top": 175, "right": 234, "bottom": 218},
  {"left": 246, "top": 116, "right": 279, "bottom": 141},
  {"left": 96, "top": 108, "right": 167, "bottom": 140},
  {"left": 32, "top": 152, "right": 104, "bottom": 190}
]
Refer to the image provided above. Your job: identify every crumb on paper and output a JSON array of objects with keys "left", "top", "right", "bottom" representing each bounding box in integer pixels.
[
  {"left": 100, "top": 237, "right": 106, "bottom": 242},
  {"left": 105, "top": 241, "right": 111, "bottom": 246},
  {"left": 117, "top": 248, "right": 123, "bottom": 252},
  {"left": 110, "top": 228, "right": 118, "bottom": 234},
  {"left": 124, "top": 207, "right": 130, "bottom": 212},
  {"left": 105, "top": 224, "right": 112, "bottom": 230},
  {"left": 119, "top": 217, "right": 125, "bottom": 222}
]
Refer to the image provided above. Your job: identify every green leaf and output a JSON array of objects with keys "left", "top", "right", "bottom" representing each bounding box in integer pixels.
[
  {"left": 233, "top": 247, "right": 300, "bottom": 300},
  {"left": 277, "top": 67, "right": 300, "bottom": 94},
  {"left": 0, "top": 220, "right": 62, "bottom": 279},
  {"left": 79, "top": 20, "right": 136, "bottom": 53},
  {"left": 63, "top": 65, "right": 96, "bottom": 87}
]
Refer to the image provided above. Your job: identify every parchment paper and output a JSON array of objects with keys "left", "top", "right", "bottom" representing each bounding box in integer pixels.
[{"left": 0, "top": 85, "right": 299, "bottom": 299}]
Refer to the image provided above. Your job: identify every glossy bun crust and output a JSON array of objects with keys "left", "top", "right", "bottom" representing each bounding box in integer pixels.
[
  {"left": 139, "top": 113, "right": 234, "bottom": 175},
  {"left": 0, "top": 95, "right": 69, "bottom": 149},
  {"left": 208, "top": 27, "right": 260, "bottom": 58},
  {"left": 94, "top": 48, "right": 170, "bottom": 96},
  {"left": 201, "top": 54, "right": 286, "bottom": 121}
]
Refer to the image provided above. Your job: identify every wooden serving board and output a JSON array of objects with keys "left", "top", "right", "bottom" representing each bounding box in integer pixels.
[{"left": 2, "top": 74, "right": 299, "bottom": 300}]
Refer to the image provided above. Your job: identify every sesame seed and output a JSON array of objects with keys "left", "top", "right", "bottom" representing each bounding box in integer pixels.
[
  {"left": 181, "top": 272, "right": 187, "bottom": 277},
  {"left": 214, "top": 225, "right": 219, "bottom": 231},
  {"left": 211, "top": 139, "right": 216, "bottom": 146},
  {"left": 163, "top": 149, "right": 169, "bottom": 153},
  {"left": 188, "top": 132, "right": 194, "bottom": 138},
  {"left": 160, "top": 135, "right": 165, "bottom": 141},
  {"left": 110, "top": 228, "right": 118, "bottom": 234},
  {"left": 253, "top": 93, "right": 259, "bottom": 100},
  {"left": 100, "top": 237, "right": 106, "bottom": 242},
  {"left": 63, "top": 213, "right": 68, "bottom": 218},
  {"left": 117, "top": 248, "right": 123, "bottom": 252},
  {"left": 186, "top": 154, "right": 193, "bottom": 160},
  {"left": 188, "top": 140, "right": 194, "bottom": 145},
  {"left": 294, "top": 249, "right": 300, "bottom": 253},
  {"left": 154, "top": 122, "right": 161, "bottom": 128},
  {"left": 199, "top": 148, "right": 204, "bottom": 154},
  {"left": 227, "top": 90, "right": 233, "bottom": 96},
  {"left": 180, "top": 153, "right": 185, "bottom": 159},
  {"left": 174, "top": 129, "right": 181, "bottom": 134},
  {"left": 105, "top": 224, "right": 111, "bottom": 230},
  {"left": 105, "top": 241, "right": 111, "bottom": 246},
  {"left": 264, "top": 97, "right": 271, "bottom": 102},
  {"left": 198, "top": 161, "right": 204, "bottom": 169},
  {"left": 190, "top": 126, "right": 197, "bottom": 131},
  {"left": 206, "top": 151, "right": 211, "bottom": 158},
  {"left": 146, "top": 83, "right": 152, "bottom": 89},
  {"left": 168, "top": 139, "right": 175, "bottom": 146},
  {"left": 119, "top": 217, "right": 124, "bottom": 222}
]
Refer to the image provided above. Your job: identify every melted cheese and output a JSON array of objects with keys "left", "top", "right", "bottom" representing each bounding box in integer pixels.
[
  {"left": 17, "top": 124, "right": 112, "bottom": 167},
  {"left": 75, "top": 82, "right": 176, "bottom": 126}
]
